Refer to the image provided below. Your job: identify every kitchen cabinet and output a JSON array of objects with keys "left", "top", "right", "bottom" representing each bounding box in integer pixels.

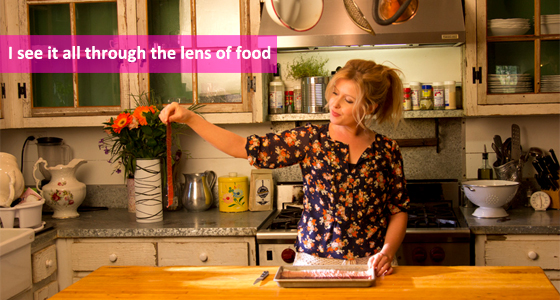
[
  {"left": 55, "top": 236, "right": 256, "bottom": 290},
  {"left": 31, "top": 233, "right": 59, "bottom": 300},
  {"left": 464, "top": 0, "right": 560, "bottom": 116},
  {"left": 0, "top": 0, "right": 264, "bottom": 129},
  {"left": 474, "top": 234, "right": 560, "bottom": 292}
]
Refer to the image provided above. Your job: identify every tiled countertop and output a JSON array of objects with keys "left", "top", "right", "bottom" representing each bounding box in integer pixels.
[
  {"left": 37, "top": 208, "right": 274, "bottom": 239},
  {"left": 460, "top": 206, "right": 560, "bottom": 235}
]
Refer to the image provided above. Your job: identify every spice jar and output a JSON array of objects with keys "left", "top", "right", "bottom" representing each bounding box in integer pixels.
[
  {"left": 294, "top": 86, "right": 302, "bottom": 113},
  {"left": 403, "top": 87, "right": 412, "bottom": 111},
  {"left": 433, "top": 82, "right": 445, "bottom": 110},
  {"left": 409, "top": 82, "right": 421, "bottom": 111},
  {"left": 284, "top": 90, "right": 294, "bottom": 113},
  {"left": 420, "top": 84, "right": 434, "bottom": 110},
  {"left": 444, "top": 81, "right": 457, "bottom": 110}
]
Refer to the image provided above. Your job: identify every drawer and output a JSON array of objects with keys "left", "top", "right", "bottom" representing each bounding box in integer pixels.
[
  {"left": 32, "top": 244, "right": 57, "bottom": 284},
  {"left": 158, "top": 242, "right": 249, "bottom": 266},
  {"left": 71, "top": 241, "right": 157, "bottom": 271},
  {"left": 485, "top": 236, "right": 560, "bottom": 270}
]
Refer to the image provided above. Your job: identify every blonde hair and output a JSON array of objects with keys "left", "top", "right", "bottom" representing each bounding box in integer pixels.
[{"left": 325, "top": 59, "right": 404, "bottom": 129}]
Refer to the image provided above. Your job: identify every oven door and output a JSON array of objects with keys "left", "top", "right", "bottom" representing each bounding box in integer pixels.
[{"left": 257, "top": 231, "right": 297, "bottom": 266}]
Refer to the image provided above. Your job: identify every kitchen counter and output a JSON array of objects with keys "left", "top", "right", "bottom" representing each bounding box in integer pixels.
[
  {"left": 41, "top": 208, "right": 274, "bottom": 238},
  {"left": 49, "top": 265, "right": 560, "bottom": 299},
  {"left": 460, "top": 206, "right": 560, "bottom": 235}
]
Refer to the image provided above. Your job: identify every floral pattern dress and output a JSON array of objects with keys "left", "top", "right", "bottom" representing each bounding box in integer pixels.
[{"left": 246, "top": 123, "right": 409, "bottom": 260}]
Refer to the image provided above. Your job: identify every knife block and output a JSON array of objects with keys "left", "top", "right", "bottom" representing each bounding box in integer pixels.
[{"left": 543, "top": 180, "right": 560, "bottom": 209}]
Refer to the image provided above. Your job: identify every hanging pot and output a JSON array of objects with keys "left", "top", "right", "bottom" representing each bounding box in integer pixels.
[
  {"left": 265, "top": 0, "right": 324, "bottom": 32},
  {"left": 373, "top": 0, "right": 418, "bottom": 25}
]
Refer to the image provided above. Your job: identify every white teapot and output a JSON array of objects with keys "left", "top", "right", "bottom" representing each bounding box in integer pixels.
[{"left": 0, "top": 152, "right": 25, "bottom": 207}]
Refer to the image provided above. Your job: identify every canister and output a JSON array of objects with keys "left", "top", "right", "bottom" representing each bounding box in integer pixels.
[
  {"left": 218, "top": 172, "right": 248, "bottom": 212},
  {"left": 409, "top": 82, "right": 421, "bottom": 111},
  {"left": 433, "top": 82, "right": 445, "bottom": 110},
  {"left": 444, "top": 81, "right": 457, "bottom": 109}
]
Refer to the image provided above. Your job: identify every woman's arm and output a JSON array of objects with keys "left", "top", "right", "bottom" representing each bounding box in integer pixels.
[
  {"left": 159, "top": 102, "right": 248, "bottom": 159},
  {"left": 368, "top": 211, "right": 408, "bottom": 276}
]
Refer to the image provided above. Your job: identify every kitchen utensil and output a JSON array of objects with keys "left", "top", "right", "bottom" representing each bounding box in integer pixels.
[
  {"left": 35, "top": 137, "right": 71, "bottom": 182},
  {"left": 501, "top": 138, "right": 511, "bottom": 163},
  {"left": 264, "top": 0, "right": 323, "bottom": 32},
  {"left": 462, "top": 180, "right": 520, "bottom": 218},
  {"left": 33, "top": 158, "right": 87, "bottom": 219},
  {"left": 253, "top": 270, "right": 269, "bottom": 285},
  {"left": 343, "top": 0, "right": 376, "bottom": 35},
  {"left": 491, "top": 143, "right": 503, "bottom": 167},
  {"left": 182, "top": 170, "right": 216, "bottom": 212},
  {"left": 373, "top": 0, "right": 418, "bottom": 25},
  {"left": 274, "top": 265, "right": 375, "bottom": 288},
  {"left": 511, "top": 124, "right": 521, "bottom": 161},
  {"left": 550, "top": 149, "right": 559, "bottom": 167}
]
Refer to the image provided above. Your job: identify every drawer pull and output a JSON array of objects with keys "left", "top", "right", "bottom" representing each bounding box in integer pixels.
[
  {"left": 199, "top": 253, "right": 208, "bottom": 262},
  {"left": 109, "top": 253, "right": 118, "bottom": 262},
  {"left": 527, "top": 251, "right": 538, "bottom": 260},
  {"left": 45, "top": 259, "right": 53, "bottom": 268}
]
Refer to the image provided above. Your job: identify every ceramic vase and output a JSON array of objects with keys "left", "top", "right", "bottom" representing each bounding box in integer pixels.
[
  {"left": 134, "top": 159, "right": 163, "bottom": 223},
  {"left": 33, "top": 158, "right": 87, "bottom": 219}
]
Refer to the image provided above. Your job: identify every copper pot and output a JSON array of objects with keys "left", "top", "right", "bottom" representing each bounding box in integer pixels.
[{"left": 374, "top": 0, "right": 418, "bottom": 25}]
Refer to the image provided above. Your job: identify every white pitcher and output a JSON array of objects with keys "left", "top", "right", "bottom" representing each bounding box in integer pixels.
[
  {"left": 0, "top": 152, "right": 25, "bottom": 207},
  {"left": 33, "top": 158, "right": 87, "bottom": 219}
]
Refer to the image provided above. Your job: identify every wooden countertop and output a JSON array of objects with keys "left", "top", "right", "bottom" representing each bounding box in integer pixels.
[{"left": 51, "top": 266, "right": 559, "bottom": 299}]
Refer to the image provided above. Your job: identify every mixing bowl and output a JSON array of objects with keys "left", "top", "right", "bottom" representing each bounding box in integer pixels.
[{"left": 462, "top": 180, "right": 520, "bottom": 218}]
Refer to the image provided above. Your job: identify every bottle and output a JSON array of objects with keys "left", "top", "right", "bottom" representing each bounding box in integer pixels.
[
  {"left": 419, "top": 84, "right": 434, "bottom": 110},
  {"left": 269, "top": 64, "right": 285, "bottom": 114},
  {"left": 409, "top": 82, "right": 421, "bottom": 111},
  {"left": 403, "top": 87, "right": 412, "bottom": 111},
  {"left": 433, "top": 82, "right": 445, "bottom": 110},
  {"left": 444, "top": 81, "right": 457, "bottom": 110},
  {"left": 285, "top": 90, "right": 294, "bottom": 113},
  {"left": 478, "top": 145, "right": 494, "bottom": 180},
  {"left": 294, "top": 85, "right": 302, "bottom": 113}
]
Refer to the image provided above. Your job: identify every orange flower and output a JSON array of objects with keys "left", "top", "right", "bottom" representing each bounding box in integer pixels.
[
  {"left": 132, "top": 106, "right": 156, "bottom": 126},
  {"left": 112, "top": 113, "right": 132, "bottom": 134}
]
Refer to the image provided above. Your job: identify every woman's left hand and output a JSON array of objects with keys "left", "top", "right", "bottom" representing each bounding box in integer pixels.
[{"left": 368, "top": 252, "right": 394, "bottom": 277}]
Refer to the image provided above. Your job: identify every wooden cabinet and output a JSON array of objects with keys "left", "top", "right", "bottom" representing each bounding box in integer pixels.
[
  {"left": 56, "top": 236, "right": 256, "bottom": 291},
  {"left": 31, "top": 236, "right": 59, "bottom": 300},
  {"left": 464, "top": 0, "right": 560, "bottom": 116},
  {"left": 475, "top": 234, "right": 560, "bottom": 292},
  {"left": 1, "top": 0, "right": 264, "bottom": 129}
]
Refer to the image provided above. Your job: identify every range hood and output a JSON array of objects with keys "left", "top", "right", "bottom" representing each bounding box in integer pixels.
[{"left": 259, "top": 0, "right": 466, "bottom": 49}]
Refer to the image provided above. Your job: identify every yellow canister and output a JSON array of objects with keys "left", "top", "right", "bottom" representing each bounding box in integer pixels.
[{"left": 218, "top": 172, "right": 249, "bottom": 213}]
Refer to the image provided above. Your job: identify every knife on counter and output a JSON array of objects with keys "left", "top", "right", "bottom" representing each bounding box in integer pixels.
[{"left": 253, "top": 270, "right": 269, "bottom": 285}]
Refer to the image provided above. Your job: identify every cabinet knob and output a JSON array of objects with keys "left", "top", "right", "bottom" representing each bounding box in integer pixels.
[
  {"left": 199, "top": 253, "right": 208, "bottom": 262},
  {"left": 109, "top": 253, "right": 118, "bottom": 262},
  {"left": 45, "top": 259, "right": 53, "bottom": 268},
  {"left": 527, "top": 251, "right": 538, "bottom": 260}
]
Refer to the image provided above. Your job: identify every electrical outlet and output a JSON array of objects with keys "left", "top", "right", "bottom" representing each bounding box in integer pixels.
[{"left": 26, "top": 130, "right": 47, "bottom": 139}]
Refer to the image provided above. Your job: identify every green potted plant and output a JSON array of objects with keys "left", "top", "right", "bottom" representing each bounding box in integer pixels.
[{"left": 287, "top": 55, "right": 330, "bottom": 113}]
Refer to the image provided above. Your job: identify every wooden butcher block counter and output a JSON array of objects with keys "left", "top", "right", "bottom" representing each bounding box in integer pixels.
[{"left": 50, "top": 266, "right": 559, "bottom": 300}]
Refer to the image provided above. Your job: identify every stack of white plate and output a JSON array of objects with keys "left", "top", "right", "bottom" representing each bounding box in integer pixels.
[
  {"left": 488, "top": 74, "right": 533, "bottom": 94},
  {"left": 488, "top": 18, "right": 531, "bottom": 36},
  {"left": 541, "top": 14, "right": 560, "bottom": 34},
  {"left": 541, "top": 75, "right": 560, "bottom": 93}
]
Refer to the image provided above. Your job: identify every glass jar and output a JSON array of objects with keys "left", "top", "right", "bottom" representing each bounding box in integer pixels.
[
  {"left": 403, "top": 87, "right": 412, "bottom": 111},
  {"left": 433, "top": 82, "right": 445, "bottom": 110},
  {"left": 420, "top": 85, "right": 433, "bottom": 110},
  {"left": 409, "top": 82, "right": 421, "bottom": 111},
  {"left": 444, "top": 81, "right": 457, "bottom": 110}
]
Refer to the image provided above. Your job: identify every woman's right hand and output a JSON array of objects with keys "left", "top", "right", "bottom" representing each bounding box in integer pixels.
[{"left": 159, "top": 102, "right": 194, "bottom": 124}]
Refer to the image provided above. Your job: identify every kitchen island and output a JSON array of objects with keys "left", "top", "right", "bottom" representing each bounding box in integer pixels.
[{"left": 49, "top": 265, "right": 559, "bottom": 299}]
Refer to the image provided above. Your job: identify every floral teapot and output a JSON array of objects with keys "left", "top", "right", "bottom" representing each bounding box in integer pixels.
[{"left": 33, "top": 158, "right": 87, "bottom": 219}]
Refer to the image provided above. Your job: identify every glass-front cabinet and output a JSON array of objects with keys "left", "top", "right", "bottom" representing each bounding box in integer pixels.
[
  {"left": 465, "top": 0, "right": 560, "bottom": 116},
  {"left": 1, "top": 0, "right": 261, "bottom": 128}
]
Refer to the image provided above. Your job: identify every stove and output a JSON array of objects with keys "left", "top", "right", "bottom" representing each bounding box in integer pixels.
[{"left": 256, "top": 180, "right": 471, "bottom": 266}]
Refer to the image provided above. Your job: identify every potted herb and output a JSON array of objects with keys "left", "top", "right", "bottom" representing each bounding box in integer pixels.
[{"left": 287, "top": 55, "right": 330, "bottom": 113}]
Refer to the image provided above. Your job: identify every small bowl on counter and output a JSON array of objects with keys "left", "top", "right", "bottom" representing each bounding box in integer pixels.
[{"left": 462, "top": 180, "right": 520, "bottom": 218}]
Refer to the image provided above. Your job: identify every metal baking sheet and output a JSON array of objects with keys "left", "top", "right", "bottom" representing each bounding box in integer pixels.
[{"left": 273, "top": 265, "right": 375, "bottom": 288}]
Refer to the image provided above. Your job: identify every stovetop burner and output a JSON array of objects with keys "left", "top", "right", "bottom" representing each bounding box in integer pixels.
[
  {"left": 269, "top": 205, "right": 302, "bottom": 230},
  {"left": 407, "top": 202, "right": 459, "bottom": 228}
]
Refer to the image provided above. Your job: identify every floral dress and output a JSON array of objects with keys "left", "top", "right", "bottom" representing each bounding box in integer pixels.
[{"left": 246, "top": 123, "right": 409, "bottom": 260}]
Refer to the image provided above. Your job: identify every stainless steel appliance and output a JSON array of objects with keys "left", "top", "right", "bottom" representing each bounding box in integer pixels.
[{"left": 257, "top": 180, "right": 471, "bottom": 266}]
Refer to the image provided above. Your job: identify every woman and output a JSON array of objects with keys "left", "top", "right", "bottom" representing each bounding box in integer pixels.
[{"left": 160, "top": 59, "right": 409, "bottom": 276}]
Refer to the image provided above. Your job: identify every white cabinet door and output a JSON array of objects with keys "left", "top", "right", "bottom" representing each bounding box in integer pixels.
[
  {"left": 71, "top": 240, "right": 157, "bottom": 271},
  {"left": 158, "top": 241, "right": 249, "bottom": 266}
]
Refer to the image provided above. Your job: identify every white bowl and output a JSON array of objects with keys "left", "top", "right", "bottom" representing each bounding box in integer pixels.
[
  {"left": 462, "top": 180, "right": 519, "bottom": 218},
  {"left": 489, "top": 26, "right": 530, "bottom": 36}
]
